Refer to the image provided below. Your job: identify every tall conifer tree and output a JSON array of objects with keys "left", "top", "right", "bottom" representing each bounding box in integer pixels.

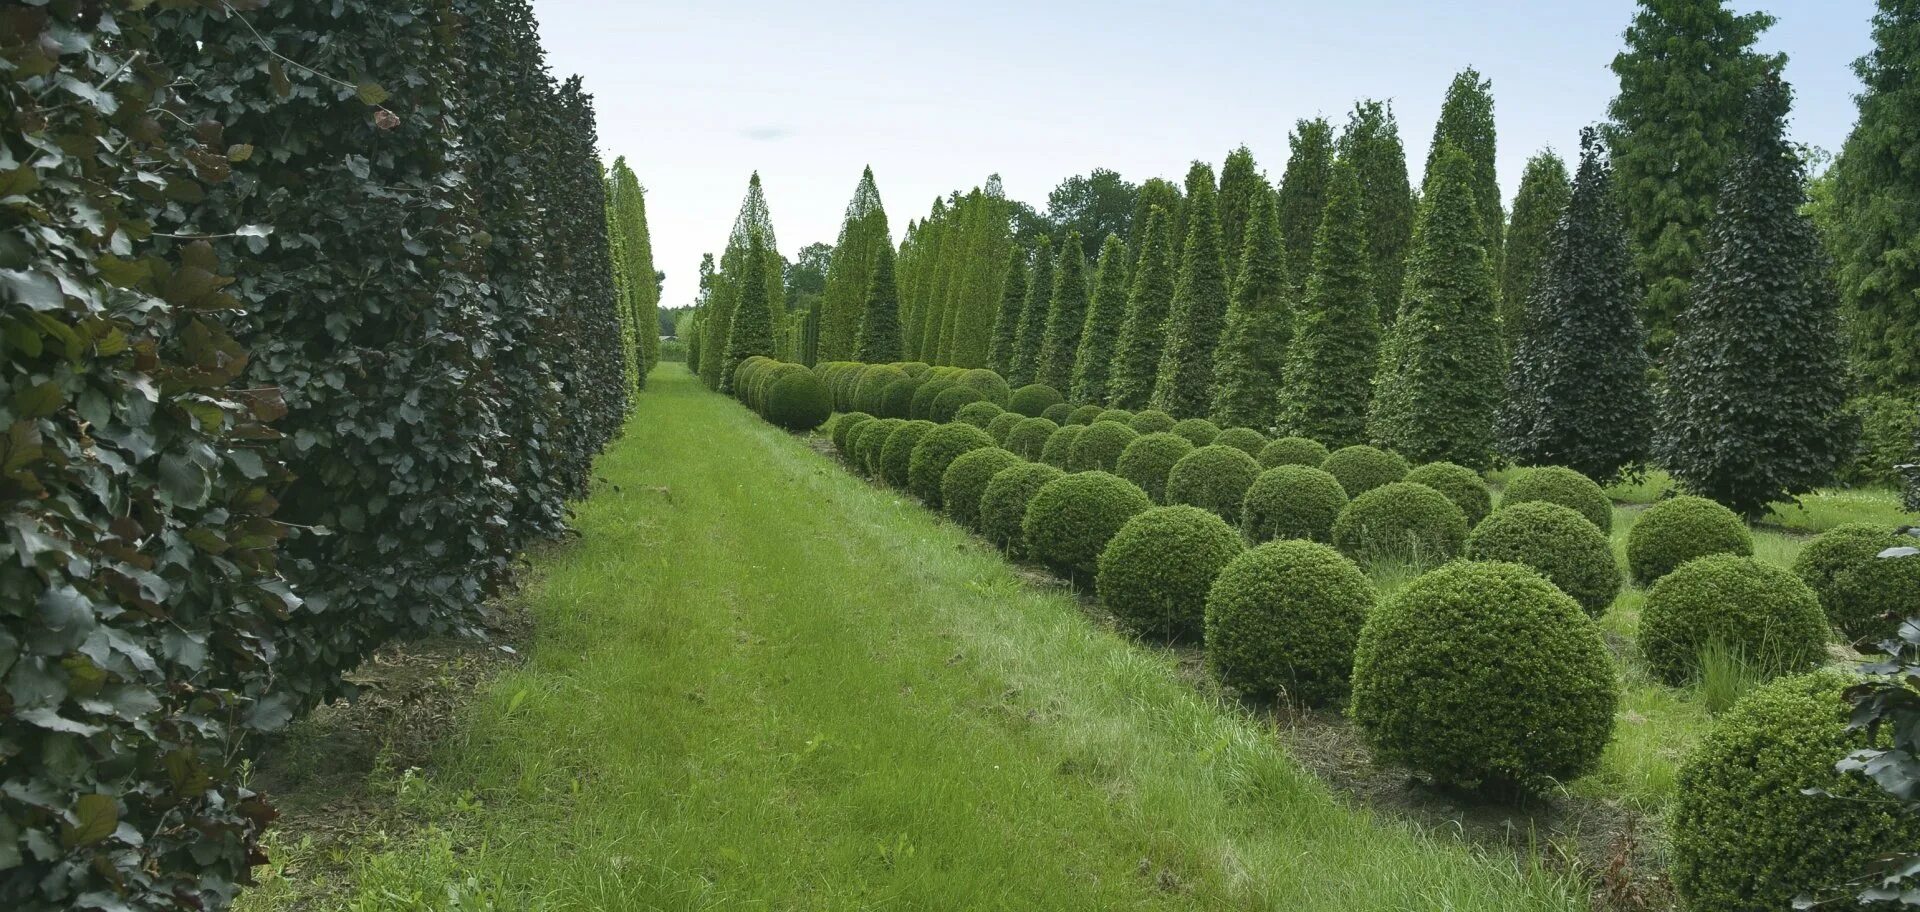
[
  {"left": 1500, "top": 150, "right": 1572, "bottom": 350},
  {"left": 1129, "top": 178, "right": 1184, "bottom": 266},
  {"left": 1426, "top": 68, "right": 1503, "bottom": 273},
  {"left": 1151, "top": 163, "right": 1231, "bottom": 417},
  {"left": 606, "top": 158, "right": 658, "bottom": 387},
  {"left": 700, "top": 173, "right": 781, "bottom": 388},
  {"left": 1278, "top": 162, "right": 1377, "bottom": 447},
  {"left": 1036, "top": 231, "right": 1090, "bottom": 390},
  {"left": 1655, "top": 76, "right": 1853, "bottom": 517},
  {"left": 1109, "top": 208, "right": 1177, "bottom": 410},
  {"left": 988, "top": 247, "right": 1029, "bottom": 375},
  {"left": 721, "top": 230, "right": 775, "bottom": 392},
  {"left": 1009, "top": 235, "right": 1054, "bottom": 386},
  {"left": 1217, "top": 146, "right": 1271, "bottom": 266},
  {"left": 818, "top": 167, "right": 890, "bottom": 361},
  {"left": 1338, "top": 101, "right": 1415, "bottom": 327},
  {"left": 1071, "top": 234, "right": 1132, "bottom": 404},
  {"left": 854, "top": 242, "right": 902, "bottom": 362},
  {"left": 1277, "top": 118, "right": 1335, "bottom": 293},
  {"left": 1210, "top": 191, "right": 1292, "bottom": 428}
]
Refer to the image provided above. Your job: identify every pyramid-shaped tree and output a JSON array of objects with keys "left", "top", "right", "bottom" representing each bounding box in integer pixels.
[
  {"left": 1210, "top": 191, "right": 1292, "bottom": 428},
  {"left": 1277, "top": 118, "right": 1334, "bottom": 295},
  {"left": 819, "top": 166, "right": 890, "bottom": 361},
  {"left": 1217, "top": 145, "right": 1271, "bottom": 266},
  {"left": 1425, "top": 68, "right": 1504, "bottom": 274},
  {"left": 1128, "top": 178, "right": 1183, "bottom": 267},
  {"left": 1108, "top": 207, "right": 1177, "bottom": 410},
  {"left": 1277, "top": 161, "right": 1377, "bottom": 448},
  {"left": 1008, "top": 235, "right": 1054, "bottom": 386},
  {"left": 701, "top": 173, "right": 782, "bottom": 388},
  {"left": 854, "top": 242, "right": 902, "bottom": 362},
  {"left": 1071, "top": 234, "right": 1131, "bottom": 404},
  {"left": 987, "top": 247, "right": 1029, "bottom": 375},
  {"left": 1036, "top": 230, "right": 1090, "bottom": 390},
  {"left": 720, "top": 229, "right": 775, "bottom": 393},
  {"left": 1338, "top": 101, "right": 1415, "bottom": 327},
  {"left": 1500, "top": 150, "right": 1571, "bottom": 350},
  {"left": 1150, "top": 163, "right": 1231, "bottom": 417}
]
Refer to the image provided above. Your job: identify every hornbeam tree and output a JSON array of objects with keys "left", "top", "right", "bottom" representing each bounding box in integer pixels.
[
  {"left": 1108, "top": 207, "right": 1177, "bottom": 410},
  {"left": 854, "top": 241, "right": 902, "bottom": 362},
  {"left": 1009, "top": 235, "right": 1054, "bottom": 385},
  {"left": 1129, "top": 177, "right": 1183, "bottom": 267},
  {"left": 1036, "top": 231, "right": 1091, "bottom": 389},
  {"left": 818, "top": 166, "right": 890, "bottom": 361},
  {"left": 1338, "top": 100, "right": 1415, "bottom": 328},
  {"left": 1426, "top": 68, "right": 1504, "bottom": 274},
  {"left": 1217, "top": 145, "right": 1271, "bottom": 266},
  {"left": 1278, "top": 161, "right": 1377, "bottom": 447},
  {"left": 1500, "top": 150, "right": 1571, "bottom": 350},
  {"left": 1151, "top": 163, "right": 1231, "bottom": 417},
  {"left": 1210, "top": 191, "right": 1292, "bottom": 428},
  {"left": 720, "top": 229, "right": 776, "bottom": 392},
  {"left": 988, "top": 247, "right": 1029, "bottom": 375},
  {"left": 701, "top": 173, "right": 782, "bottom": 388},
  {"left": 1277, "top": 118, "right": 1335, "bottom": 294},
  {"left": 606, "top": 157, "right": 659, "bottom": 387},
  {"left": 1071, "top": 234, "right": 1131, "bottom": 404}
]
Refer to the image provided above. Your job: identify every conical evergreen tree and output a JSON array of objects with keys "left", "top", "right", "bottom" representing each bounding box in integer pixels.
[
  {"left": 818, "top": 166, "right": 890, "bottom": 361},
  {"left": 1501, "top": 130, "right": 1652, "bottom": 482},
  {"left": 1108, "top": 207, "right": 1177, "bottom": 410},
  {"left": 1278, "top": 162, "right": 1377, "bottom": 447},
  {"left": 1210, "top": 191, "right": 1292, "bottom": 428},
  {"left": 1609, "top": 0, "right": 1779, "bottom": 354},
  {"left": 1338, "top": 100, "right": 1415, "bottom": 328},
  {"left": 1036, "top": 231, "right": 1090, "bottom": 390},
  {"left": 1217, "top": 145, "right": 1271, "bottom": 266},
  {"left": 1009, "top": 235, "right": 1054, "bottom": 386},
  {"left": 1425, "top": 68, "right": 1504, "bottom": 274},
  {"left": 903, "top": 197, "right": 949, "bottom": 359},
  {"left": 1655, "top": 76, "right": 1854, "bottom": 518},
  {"left": 1129, "top": 177, "right": 1184, "bottom": 267},
  {"left": 854, "top": 242, "right": 902, "bottom": 362},
  {"left": 988, "top": 247, "right": 1029, "bottom": 375},
  {"left": 1500, "top": 150, "right": 1572, "bottom": 350},
  {"left": 1371, "top": 144, "right": 1504, "bottom": 469},
  {"left": 1173, "top": 161, "right": 1215, "bottom": 255},
  {"left": 1277, "top": 118, "right": 1335, "bottom": 294},
  {"left": 721, "top": 229, "right": 775, "bottom": 393},
  {"left": 1831, "top": 0, "right": 1920, "bottom": 394},
  {"left": 701, "top": 173, "right": 781, "bottom": 388},
  {"left": 1071, "top": 234, "right": 1131, "bottom": 404},
  {"left": 1151, "top": 163, "right": 1231, "bottom": 417}
]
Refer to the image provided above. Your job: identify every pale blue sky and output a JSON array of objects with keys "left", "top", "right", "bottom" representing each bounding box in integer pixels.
[{"left": 531, "top": 0, "right": 1876, "bottom": 308}]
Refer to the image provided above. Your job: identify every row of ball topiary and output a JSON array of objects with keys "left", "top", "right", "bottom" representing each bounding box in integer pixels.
[{"left": 733, "top": 356, "right": 834, "bottom": 430}]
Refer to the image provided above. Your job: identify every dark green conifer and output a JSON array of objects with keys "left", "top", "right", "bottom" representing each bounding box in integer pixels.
[
  {"left": 1217, "top": 145, "right": 1271, "bottom": 266},
  {"left": 854, "top": 242, "right": 902, "bottom": 362},
  {"left": 1210, "top": 192, "right": 1292, "bottom": 428},
  {"left": 988, "top": 247, "right": 1029, "bottom": 375},
  {"left": 1109, "top": 208, "right": 1177, "bottom": 410},
  {"left": 1036, "top": 231, "right": 1090, "bottom": 390},
  {"left": 1337, "top": 101, "right": 1415, "bottom": 328},
  {"left": 1500, "top": 151, "right": 1571, "bottom": 350},
  {"left": 1277, "top": 118, "right": 1335, "bottom": 294},
  {"left": 1071, "top": 234, "right": 1131, "bottom": 404},
  {"left": 721, "top": 230, "right": 775, "bottom": 393},
  {"left": 1150, "top": 163, "right": 1231, "bottom": 417},
  {"left": 1009, "top": 235, "right": 1054, "bottom": 386},
  {"left": 1425, "top": 68, "right": 1504, "bottom": 272},
  {"left": 1277, "top": 162, "right": 1376, "bottom": 447}
]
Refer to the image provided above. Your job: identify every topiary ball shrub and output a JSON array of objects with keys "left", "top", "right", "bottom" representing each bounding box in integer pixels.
[
  {"left": 1097, "top": 506, "right": 1246, "bottom": 641},
  {"left": 1066, "top": 404, "right": 1105, "bottom": 426},
  {"left": 853, "top": 417, "right": 905, "bottom": 478},
  {"left": 853, "top": 364, "right": 909, "bottom": 414},
  {"left": 1039, "top": 424, "right": 1086, "bottom": 469},
  {"left": 956, "top": 368, "right": 1011, "bottom": 404},
  {"left": 1008, "top": 383, "right": 1064, "bottom": 417},
  {"left": 911, "top": 377, "right": 958, "bottom": 420},
  {"left": 879, "top": 420, "right": 938, "bottom": 489},
  {"left": 1041, "top": 402, "right": 1074, "bottom": 424},
  {"left": 1128, "top": 409, "right": 1178, "bottom": 435},
  {"left": 1241, "top": 465, "right": 1349, "bottom": 544},
  {"left": 909, "top": 423, "right": 996, "bottom": 507},
  {"left": 1670, "top": 671, "right": 1920, "bottom": 912},
  {"left": 897, "top": 361, "right": 931, "bottom": 378},
  {"left": 1066, "top": 420, "right": 1140, "bottom": 473},
  {"left": 1004, "top": 417, "right": 1059, "bottom": 461},
  {"left": 1320, "top": 445, "right": 1409, "bottom": 497},
  {"left": 1258, "top": 436, "right": 1330, "bottom": 469},
  {"left": 986, "top": 410, "right": 1024, "bottom": 444},
  {"left": 765, "top": 371, "right": 833, "bottom": 430},
  {"left": 878, "top": 377, "right": 922, "bottom": 419},
  {"left": 831, "top": 412, "right": 873, "bottom": 456},
  {"left": 941, "top": 446, "right": 1024, "bottom": 531},
  {"left": 1638, "top": 554, "right": 1830, "bottom": 687},
  {"left": 1331, "top": 482, "right": 1469, "bottom": 566},
  {"left": 1350, "top": 561, "right": 1619, "bottom": 793},
  {"left": 1170, "top": 417, "right": 1221, "bottom": 447},
  {"left": 1165, "top": 445, "right": 1263, "bottom": 523},
  {"left": 1212, "top": 426, "right": 1268, "bottom": 457},
  {"left": 1626, "top": 495, "right": 1754, "bottom": 585},
  {"left": 930, "top": 385, "right": 987, "bottom": 423},
  {"left": 1466, "top": 502, "right": 1621, "bottom": 616},
  {"left": 1115, "top": 432, "right": 1195, "bottom": 503},
  {"left": 1404, "top": 461, "right": 1492, "bottom": 527},
  {"left": 1205, "top": 540, "right": 1376, "bottom": 705},
  {"left": 1022, "top": 471, "right": 1153, "bottom": 581},
  {"left": 980, "top": 463, "right": 1065, "bottom": 556},
  {"left": 1792, "top": 523, "right": 1920, "bottom": 646},
  {"left": 1096, "top": 409, "right": 1133, "bottom": 425},
  {"left": 953, "top": 400, "right": 1004, "bottom": 430},
  {"left": 1501, "top": 465, "right": 1613, "bottom": 533}
]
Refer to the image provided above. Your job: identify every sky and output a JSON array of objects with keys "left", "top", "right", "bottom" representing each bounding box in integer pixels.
[{"left": 531, "top": 0, "right": 1877, "bottom": 310}]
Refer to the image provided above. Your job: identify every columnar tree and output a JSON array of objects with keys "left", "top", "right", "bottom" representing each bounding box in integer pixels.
[
  {"left": 1211, "top": 192, "right": 1292, "bottom": 428},
  {"left": 1151, "top": 163, "right": 1231, "bottom": 416},
  {"left": 1371, "top": 145, "right": 1504, "bottom": 469},
  {"left": 1500, "top": 150, "right": 1571, "bottom": 350},
  {"left": 1129, "top": 177, "right": 1184, "bottom": 265},
  {"left": 701, "top": 173, "right": 782, "bottom": 388},
  {"left": 1278, "top": 162, "right": 1377, "bottom": 447},
  {"left": 901, "top": 197, "right": 947, "bottom": 359},
  {"left": 818, "top": 166, "right": 890, "bottom": 361},
  {"left": 988, "top": 247, "right": 1029, "bottom": 375},
  {"left": 721, "top": 230, "right": 776, "bottom": 392},
  {"left": 607, "top": 157, "right": 659, "bottom": 387},
  {"left": 1175, "top": 161, "right": 1216, "bottom": 257},
  {"left": 1501, "top": 129, "right": 1653, "bottom": 482},
  {"left": 1072, "top": 234, "right": 1132, "bottom": 404},
  {"left": 1338, "top": 100, "right": 1416, "bottom": 327},
  {"left": 1655, "top": 76, "right": 1853, "bottom": 518},
  {"left": 1426, "top": 68, "right": 1503, "bottom": 272},
  {"left": 1109, "top": 207, "right": 1178, "bottom": 409},
  {"left": 1037, "top": 231, "right": 1091, "bottom": 389},
  {"left": 1010, "top": 235, "right": 1055, "bottom": 385},
  {"left": 1831, "top": 0, "right": 1920, "bottom": 393},
  {"left": 1217, "top": 145, "right": 1272, "bottom": 265},
  {"left": 1609, "top": 0, "right": 1780, "bottom": 354},
  {"left": 854, "top": 242, "right": 902, "bottom": 362},
  {"left": 1277, "top": 118, "right": 1335, "bottom": 293}
]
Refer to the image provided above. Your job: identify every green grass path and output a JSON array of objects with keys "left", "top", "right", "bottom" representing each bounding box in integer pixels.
[{"left": 315, "top": 364, "right": 1583, "bottom": 911}]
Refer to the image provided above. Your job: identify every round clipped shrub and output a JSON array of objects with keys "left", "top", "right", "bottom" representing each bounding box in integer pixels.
[
  {"left": 952, "top": 400, "right": 1004, "bottom": 430},
  {"left": 941, "top": 447, "right": 1024, "bottom": 531},
  {"left": 1792, "top": 523, "right": 1920, "bottom": 645},
  {"left": 1670, "top": 672, "right": 1920, "bottom": 912},
  {"left": 930, "top": 385, "right": 987, "bottom": 423},
  {"left": 1129, "top": 409, "right": 1178, "bottom": 435},
  {"left": 1165, "top": 445, "right": 1263, "bottom": 523},
  {"left": 1240, "top": 465, "right": 1349, "bottom": 543},
  {"left": 1205, "top": 540, "right": 1376, "bottom": 704},
  {"left": 1331, "top": 482, "right": 1469, "bottom": 565},
  {"left": 765, "top": 371, "right": 832, "bottom": 430},
  {"left": 1170, "top": 417, "right": 1221, "bottom": 447},
  {"left": 910, "top": 376, "right": 957, "bottom": 420},
  {"left": 1258, "top": 436, "right": 1330, "bottom": 469},
  {"left": 1637, "top": 554, "right": 1829, "bottom": 686},
  {"left": 1039, "top": 424, "right": 1085, "bottom": 469},
  {"left": 1066, "top": 420, "right": 1139, "bottom": 473},
  {"left": 1114, "top": 432, "right": 1194, "bottom": 503},
  {"left": 1350, "top": 561, "right": 1618, "bottom": 792},
  {"left": 1097, "top": 506, "right": 1246, "bottom": 641},
  {"left": 1404, "top": 461, "right": 1491, "bottom": 527},
  {"left": 879, "top": 420, "right": 938, "bottom": 489},
  {"left": 1041, "top": 403, "right": 1073, "bottom": 424},
  {"left": 1096, "top": 409, "right": 1133, "bottom": 425},
  {"left": 1003, "top": 417, "right": 1058, "bottom": 461},
  {"left": 897, "top": 361, "right": 931, "bottom": 378},
  {"left": 1212, "top": 426, "right": 1267, "bottom": 457},
  {"left": 853, "top": 364, "right": 909, "bottom": 414},
  {"left": 1626, "top": 495, "right": 1754, "bottom": 585},
  {"left": 986, "top": 410, "right": 1024, "bottom": 443},
  {"left": 1466, "top": 502, "right": 1621, "bottom": 616},
  {"left": 1502, "top": 466, "right": 1612, "bottom": 533},
  {"left": 1022, "top": 471, "right": 1153, "bottom": 580},
  {"left": 980, "top": 463, "right": 1064, "bottom": 556},
  {"left": 955, "top": 368, "right": 1011, "bottom": 404},
  {"left": 1066, "top": 404, "right": 1104, "bottom": 426},
  {"left": 853, "top": 417, "right": 905, "bottom": 477},
  {"left": 1320, "top": 445, "right": 1409, "bottom": 497},
  {"left": 878, "top": 376, "right": 922, "bottom": 419},
  {"left": 909, "top": 423, "right": 995, "bottom": 507},
  {"left": 1007, "top": 383, "right": 1064, "bottom": 417},
  {"left": 831, "top": 412, "right": 873, "bottom": 456}
]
